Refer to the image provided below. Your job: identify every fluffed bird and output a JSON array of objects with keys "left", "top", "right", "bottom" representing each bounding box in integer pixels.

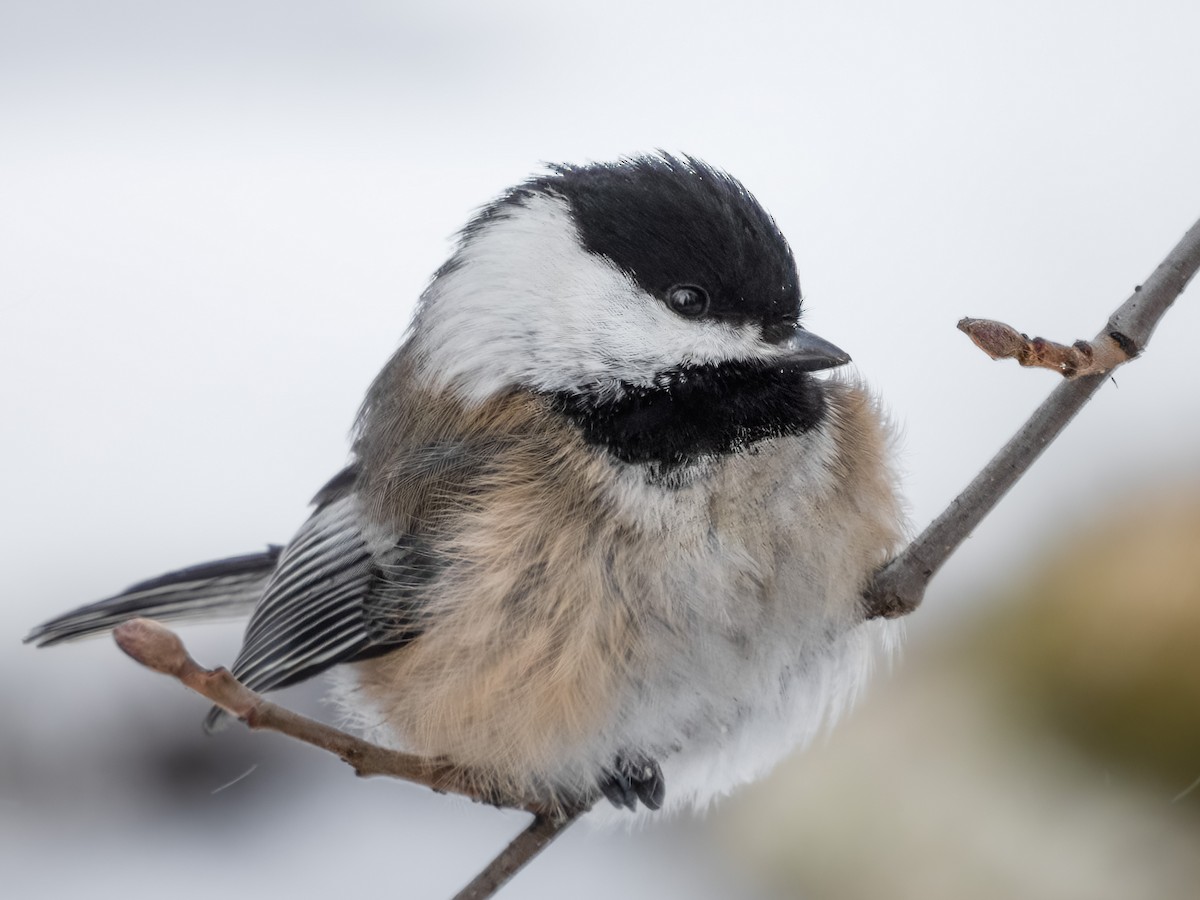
[{"left": 27, "top": 155, "right": 904, "bottom": 815}]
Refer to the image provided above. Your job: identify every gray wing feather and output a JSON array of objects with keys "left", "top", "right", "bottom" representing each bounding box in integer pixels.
[
  {"left": 25, "top": 549, "right": 281, "bottom": 647},
  {"left": 204, "top": 484, "right": 378, "bottom": 731}
]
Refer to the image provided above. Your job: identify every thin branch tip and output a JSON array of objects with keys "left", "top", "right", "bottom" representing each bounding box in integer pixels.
[
  {"left": 112, "top": 620, "right": 556, "bottom": 820},
  {"left": 113, "top": 617, "right": 191, "bottom": 677},
  {"left": 957, "top": 317, "right": 1130, "bottom": 378}
]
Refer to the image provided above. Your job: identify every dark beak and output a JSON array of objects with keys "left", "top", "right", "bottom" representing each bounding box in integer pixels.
[{"left": 780, "top": 328, "right": 852, "bottom": 371}]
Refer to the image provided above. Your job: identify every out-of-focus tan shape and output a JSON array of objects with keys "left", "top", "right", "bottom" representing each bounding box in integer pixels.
[{"left": 716, "top": 480, "right": 1200, "bottom": 900}]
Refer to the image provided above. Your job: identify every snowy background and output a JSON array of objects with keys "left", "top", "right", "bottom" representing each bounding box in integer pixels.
[{"left": 3, "top": 2, "right": 1200, "bottom": 898}]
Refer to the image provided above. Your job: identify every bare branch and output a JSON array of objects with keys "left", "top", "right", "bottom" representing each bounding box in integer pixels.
[
  {"left": 864, "top": 214, "right": 1200, "bottom": 619},
  {"left": 451, "top": 810, "right": 585, "bottom": 900},
  {"left": 956, "top": 317, "right": 1130, "bottom": 377},
  {"left": 111, "top": 617, "right": 590, "bottom": 898},
  {"left": 114, "top": 619, "right": 515, "bottom": 804}
]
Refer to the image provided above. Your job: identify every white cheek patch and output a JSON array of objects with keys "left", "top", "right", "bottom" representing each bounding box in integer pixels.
[{"left": 412, "top": 193, "right": 771, "bottom": 402}]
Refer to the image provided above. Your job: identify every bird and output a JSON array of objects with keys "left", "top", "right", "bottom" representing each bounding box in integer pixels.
[{"left": 26, "top": 154, "right": 905, "bottom": 816}]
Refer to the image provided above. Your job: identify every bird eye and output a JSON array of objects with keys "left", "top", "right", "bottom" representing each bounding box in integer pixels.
[{"left": 666, "top": 284, "right": 709, "bottom": 318}]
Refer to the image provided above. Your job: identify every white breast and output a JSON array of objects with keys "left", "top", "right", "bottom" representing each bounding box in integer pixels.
[{"left": 590, "top": 382, "right": 904, "bottom": 819}]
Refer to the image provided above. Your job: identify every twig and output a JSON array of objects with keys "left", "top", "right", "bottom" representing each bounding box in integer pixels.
[
  {"left": 956, "top": 317, "right": 1132, "bottom": 377},
  {"left": 114, "top": 618, "right": 519, "bottom": 806},
  {"left": 863, "top": 214, "right": 1200, "bottom": 619},
  {"left": 112, "top": 617, "right": 590, "bottom": 897},
  {"left": 452, "top": 810, "right": 585, "bottom": 900}
]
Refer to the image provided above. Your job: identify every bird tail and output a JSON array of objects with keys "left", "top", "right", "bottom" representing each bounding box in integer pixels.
[{"left": 24, "top": 547, "right": 282, "bottom": 647}]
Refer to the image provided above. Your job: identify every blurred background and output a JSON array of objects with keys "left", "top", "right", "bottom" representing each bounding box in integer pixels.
[{"left": 3, "top": 1, "right": 1199, "bottom": 897}]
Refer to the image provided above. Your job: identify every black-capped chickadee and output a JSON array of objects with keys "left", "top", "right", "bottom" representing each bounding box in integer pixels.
[{"left": 27, "top": 155, "right": 904, "bottom": 815}]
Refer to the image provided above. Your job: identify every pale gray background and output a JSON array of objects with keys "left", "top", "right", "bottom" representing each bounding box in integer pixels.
[{"left": 3, "top": 1, "right": 1199, "bottom": 898}]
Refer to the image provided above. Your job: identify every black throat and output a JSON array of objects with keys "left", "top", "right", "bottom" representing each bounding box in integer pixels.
[{"left": 551, "top": 360, "right": 827, "bottom": 470}]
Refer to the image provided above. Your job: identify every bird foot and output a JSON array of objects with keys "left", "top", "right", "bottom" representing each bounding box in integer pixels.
[{"left": 599, "top": 754, "right": 664, "bottom": 811}]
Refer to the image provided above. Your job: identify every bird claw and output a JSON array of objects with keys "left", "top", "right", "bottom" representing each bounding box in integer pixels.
[{"left": 599, "top": 754, "right": 664, "bottom": 811}]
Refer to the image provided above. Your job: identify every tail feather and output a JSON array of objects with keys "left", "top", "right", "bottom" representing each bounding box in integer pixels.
[{"left": 24, "top": 547, "right": 282, "bottom": 647}]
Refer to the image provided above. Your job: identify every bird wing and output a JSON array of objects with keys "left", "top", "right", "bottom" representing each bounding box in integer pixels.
[
  {"left": 204, "top": 426, "right": 494, "bottom": 731},
  {"left": 204, "top": 466, "right": 413, "bottom": 730},
  {"left": 24, "top": 548, "right": 281, "bottom": 647}
]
